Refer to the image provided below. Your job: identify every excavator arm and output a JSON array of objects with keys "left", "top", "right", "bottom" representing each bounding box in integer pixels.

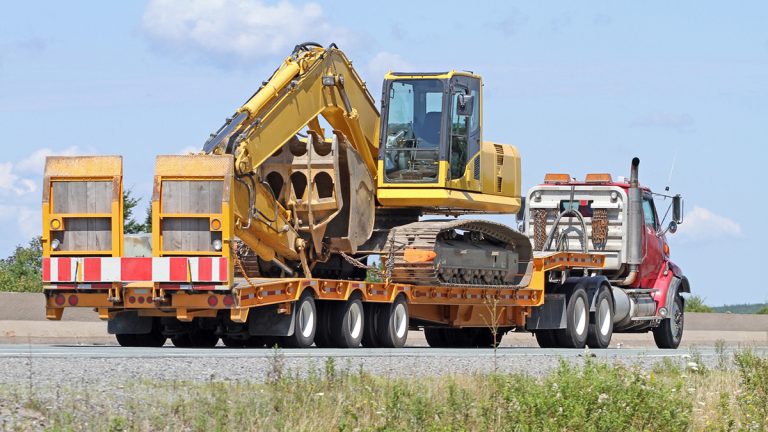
[{"left": 153, "top": 44, "right": 380, "bottom": 275}]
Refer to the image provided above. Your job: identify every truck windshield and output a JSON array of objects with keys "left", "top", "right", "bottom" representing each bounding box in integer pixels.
[{"left": 383, "top": 79, "right": 444, "bottom": 183}]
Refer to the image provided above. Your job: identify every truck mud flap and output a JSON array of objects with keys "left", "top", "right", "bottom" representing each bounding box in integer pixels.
[
  {"left": 526, "top": 294, "right": 566, "bottom": 330},
  {"left": 108, "top": 311, "right": 153, "bottom": 335},
  {"left": 248, "top": 304, "right": 295, "bottom": 337}
]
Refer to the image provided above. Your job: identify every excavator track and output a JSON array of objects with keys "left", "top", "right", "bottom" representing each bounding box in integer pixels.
[{"left": 386, "top": 220, "right": 533, "bottom": 289}]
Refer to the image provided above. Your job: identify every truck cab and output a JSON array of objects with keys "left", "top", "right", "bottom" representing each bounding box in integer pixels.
[{"left": 522, "top": 161, "right": 690, "bottom": 348}]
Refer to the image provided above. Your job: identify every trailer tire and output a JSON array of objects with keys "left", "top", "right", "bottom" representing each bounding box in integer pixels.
[
  {"left": 473, "top": 328, "right": 502, "bottom": 348},
  {"left": 424, "top": 327, "right": 448, "bottom": 347},
  {"left": 376, "top": 295, "right": 409, "bottom": 348},
  {"left": 653, "top": 294, "right": 684, "bottom": 349},
  {"left": 171, "top": 334, "right": 193, "bottom": 348},
  {"left": 361, "top": 303, "right": 382, "bottom": 348},
  {"left": 222, "top": 336, "right": 247, "bottom": 348},
  {"left": 188, "top": 328, "right": 219, "bottom": 348},
  {"left": 115, "top": 333, "right": 139, "bottom": 347},
  {"left": 555, "top": 287, "right": 589, "bottom": 348},
  {"left": 534, "top": 330, "right": 558, "bottom": 348},
  {"left": 587, "top": 287, "right": 613, "bottom": 349},
  {"left": 281, "top": 292, "right": 317, "bottom": 348},
  {"left": 314, "top": 301, "right": 334, "bottom": 348},
  {"left": 329, "top": 296, "right": 364, "bottom": 348}
]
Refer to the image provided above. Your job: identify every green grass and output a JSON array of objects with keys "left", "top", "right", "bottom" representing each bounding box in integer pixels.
[{"left": 3, "top": 349, "right": 766, "bottom": 431}]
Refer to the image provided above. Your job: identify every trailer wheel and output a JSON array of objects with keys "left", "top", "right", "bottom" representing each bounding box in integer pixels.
[
  {"left": 534, "top": 330, "right": 558, "bottom": 348},
  {"left": 171, "top": 334, "right": 193, "bottom": 348},
  {"left": 424, "top": 327, "right": 448, "bottom": 347},
  {"left": 282, "top": 292, "right": 317, "bottom": 348},
  {"left": 555, "top": 287, "right": 589, "bottom": 348},
  {"left": 188, "top": 328, "right": 219, "bottom": 348},
  {"left": 653, "top": 294, "right": 684, "bottom": 349},
  {"left": 313, "top": 301, "right": 334, "bottom": 348},
  {"left": 115, "top": 333, "right": 139, "bottom": 347},
  {"left": 361, "top": 303, "right": 382, "bottom": 348},
  {"left": 222, "top": 336, "right": 247, "bottom": 348},
  {"left": 473, "top": 328, "right": 503, "bottom": 348},
  {"left": 587, "top": 287, "right": 613, "bottom": 349},
  {"left": 330, "top": 296, "right": 365, "bottom": 348},
  {"left": 376, "top": 295, "right": 409, "bottom": 348}
]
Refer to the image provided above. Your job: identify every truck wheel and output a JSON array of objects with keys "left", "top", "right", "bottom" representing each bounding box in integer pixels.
[
  {"left": 222, "top": 336, "right": 247, "bottom": 348},
  {"left": 653, "top": 294, "right": 684, "bottom": 349},
  {"left": 376, "top": 295, "right": 409, "bottom": 348},
  {"left": 361, "top": 303, "right": 382, "bottom": 348},
  {"left": 244, "top": 336, "right": 267, "bottom": 348},
  {"left": 115, "top": 333, "right": 139, "bottom": 347},
  {"left": 330, "top": 296, "right": 364, "bottom": 348},
  {"left": 313, "top": 301, "right": 334, "bottom": 348},
  {"left": 282, "top": 292, "right": 317, "bottom": 348},
  {"left": 473, "top": 328, "right": 502, "bottom": 348},
  {"left": 424, "top": 327, "right": 448, "bottom": 347},
  {"left": 171, "top": 333, "right": 193, "bottom": 348},
  {"left": 188, "top": 328, "right": 219, "bottom": 348},
  {"left": 534, "top": 330, "right": 558, "bottom": 348},
  {"left": 587, "top": 287, "right": 613, "bottom": 349},
  {"left": 555, "top": 287, "right": 589, "bottom": 348}
]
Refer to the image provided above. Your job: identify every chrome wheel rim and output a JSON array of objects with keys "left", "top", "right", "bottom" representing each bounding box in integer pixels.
[
  {"left": 298, "top": 300, "right": 314, "bottom": 338},
  {"left": 598, "top": 297, "right": 611, "bottom": 336},
  {"left": 574, "top": 297, "right": 587, "bottom": 336},
  {"left": 347, "top": 302, "right": 362, "bottom": 339},
  {"left": 393, "top": 303, "right": 407, "bottom": 338}
]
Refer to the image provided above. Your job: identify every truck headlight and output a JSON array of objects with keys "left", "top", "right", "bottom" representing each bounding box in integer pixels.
[
  {"left": 212, "top": 239, "right": 222, "bottom": 251},
  {"left": 51, "top": 238, "right": 61, "bottom": 251}
]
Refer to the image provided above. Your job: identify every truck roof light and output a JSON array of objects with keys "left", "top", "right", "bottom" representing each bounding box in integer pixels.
[
  {"left": 585, "top": 173, "right": 613, "bottom": 183},
  {"left": 544, "top": 173, "right": 570, "bottom": 184}
]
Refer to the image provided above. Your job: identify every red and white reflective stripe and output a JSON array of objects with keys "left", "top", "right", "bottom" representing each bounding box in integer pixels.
[{"left": 42, "top": 257, "right": 228, "bottom": 283}]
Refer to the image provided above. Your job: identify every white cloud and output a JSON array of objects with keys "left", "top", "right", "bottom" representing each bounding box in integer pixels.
[
  {"left": 142, "top": 0, "right": 352, "bottom": 63},
  {"left": 365, "top": 51, "right": 412, "bottom": 96},
  {"left": 16, "top": 146, "right": 80, "bottom": 173},
  {"left": 677, "top": 206, "right": 742, "bottom": 242},
  {"left": 0, "top": 162, "right": 35, "bottom": 195}
]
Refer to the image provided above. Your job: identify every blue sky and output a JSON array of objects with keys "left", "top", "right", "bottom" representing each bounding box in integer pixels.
[{"left": 1, "top": 1, "right": 766, "bottom": 305}]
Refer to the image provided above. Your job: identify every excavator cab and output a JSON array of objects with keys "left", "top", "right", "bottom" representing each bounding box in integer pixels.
[{"left": 376, "top": 71, "right": 522, "bottom": 214}]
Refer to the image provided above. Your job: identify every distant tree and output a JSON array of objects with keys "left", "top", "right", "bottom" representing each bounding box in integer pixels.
[
  {"left": 0, "top": 237, "right": 43, "bottom": 292},
  {"left": 685, "top": 295, "right": 714, "bottom": 313},
  {"left": 123, "top": 189, "right": 149, "bottom": 234},
  {"left": 757, "top": 305, "right": 768, "bottom": 315},
  {"left": 143, "top": 205, "right": 153, "bottom": 233}
]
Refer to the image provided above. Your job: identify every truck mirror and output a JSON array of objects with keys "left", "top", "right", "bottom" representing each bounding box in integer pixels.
[
  {"left": 457, "top": 93, "right": 474, "bottom": 116},
  {"left": 516, "top": 197, "right": 526, "bottom": 224},
  {"left": 667, "top": 221, "right": 678, "bottom": 234},
  {"left": 672, "top": 195, "right": 683, "bottom": 224}
]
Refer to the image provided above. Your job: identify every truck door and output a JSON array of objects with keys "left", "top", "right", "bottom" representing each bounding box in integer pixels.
[{"left": 638, "top": 193, "right": 664, "bottom": 287}]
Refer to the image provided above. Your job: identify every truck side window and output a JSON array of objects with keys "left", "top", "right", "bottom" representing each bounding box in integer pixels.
[{"left": 642, "top": 196, "right": 658, "bottom": 229}]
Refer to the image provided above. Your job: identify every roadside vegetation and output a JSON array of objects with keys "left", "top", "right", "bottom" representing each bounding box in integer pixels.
[
  {"left": 1, "top": 348, "right": 766, "bottom": 431},
  {"left": 685, "top": 294, "right": 714, "bottom": 313}
]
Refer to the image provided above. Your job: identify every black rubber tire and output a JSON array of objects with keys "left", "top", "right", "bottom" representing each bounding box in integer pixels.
[
  {"left": 375, "top": 295, "right": 409, "bottom": 348},
  {"left": 443, "top": 328, "right": 476, "bottom": 348},
  {"left": 281, "top": 292, "right": 317, "bottom": 348},
  {"left": 653, "top": 294, "right": 684, "bottom": 349},
  {"left": 361, "top": 303, "right": 382, "bottom": 348},
  {"left": 587, "top": 287, "right": 614, "bottom": 349},
  {"left": 424, "top": 327, "right": 448, "bottom": 347},
  {"left": 473, "top": 328, "right": 502, "bottom": 348},
  {"left": 313, "top": 301, "right": 334, "bottom": 348},
  {"left": 555, "top": 287, "right": 590, "bottom": 348},
  {"left": 534, "top": 330, "right": 559, "bottom": 348},
  {"left": 221, "top": 336, "right": 247, "bottom": 348},
  {"left": 171, "top": 333, "right": 193, "bottom": 348},
  {"left": 115, "top": 333, "right": 139, "bottom": 347},
  {"left": 188, "top": 328, "right": 219, "bottom": 348},
  {"left": 244, "top": 336, "right": 267, "bottom": 348},
  {"left": 329, "top": 296, "right": 365, "bottom": 348}
]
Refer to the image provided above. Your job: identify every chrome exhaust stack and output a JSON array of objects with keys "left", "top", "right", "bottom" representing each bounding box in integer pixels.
[{"left": 619, "top": 157, "right": 642, "bottom": 286}]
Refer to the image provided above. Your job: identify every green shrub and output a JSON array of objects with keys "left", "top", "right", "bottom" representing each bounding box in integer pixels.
[
  {"left": 0, "top": 237, "right": 42, "bottom": 293},
  {"left": 734, "top": 350, "right": 768, "bottom": 430},
  {"left": 685, "top": 295, "right": 714, "bottom": 313},
  {"left": 756, "top": 305, "right": 768, "bottom": 315}
]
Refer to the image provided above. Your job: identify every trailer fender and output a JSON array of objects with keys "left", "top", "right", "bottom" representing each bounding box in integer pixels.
[
  {"left": 526, "top": 293, "right": 566, "bottom": 330},
  {"left": 108, "top": 311, "right": 153, "bottom": 335}
]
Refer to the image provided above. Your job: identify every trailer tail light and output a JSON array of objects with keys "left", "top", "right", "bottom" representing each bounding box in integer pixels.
[
  {"left": 128, "top": 296, "right": 136, "bottom": 304},
  {"left": 68, "top": 295, "right": 78, "bottom": 306},
  {"left": 208, "top": 295, "right": 219, "bottom": 307},
  {"left": 54, "top": 294, "right": 66, "bottom": 306},
  {"left": 223, "top": 295, "right": 234, "bottom": 307}
]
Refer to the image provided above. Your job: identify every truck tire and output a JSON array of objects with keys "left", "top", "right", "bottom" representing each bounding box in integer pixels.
[
  {"left": 188, "top": 328, "right": 219, "bottom": 348},
  {"left": 375, "top": 295, "right": 409, "bottom": 348},
  {"left": 281, "top": 292, "right": 317, "bottom": 348},
  {"left": 555, "top": 287, "right": 589, "bottom": 348},
  {"left": 587, "top": 287, "right": 613, "bottom": 349},
  {"left": 115, "top": 333, "right": 139, "bottom": 347},
  {"left": 424, "top": 327, "right": 448, "bottom": 347},
  {"left": 221, "top": 336, "right": 247, "bottom": 348},
  {"left": 361, "top": 303, "right": 382, "bottom": 348},
  {"left": 534, "top": 330, "right": 558, "bottom": 348},
  {"left": 314, "top": 301, "right": 334, "bottom": 348},
  {"left": 473, "top": 328, "right": 502, "bottom": 348},
  {"left": 171, "top": 334, "right": 193, "bottom": 348},
  {"left": 329, "top": 296, "right": 364, "bottom": 348},
  {"left": 653, "top": 294, "right": 684, "bottom": 349}
]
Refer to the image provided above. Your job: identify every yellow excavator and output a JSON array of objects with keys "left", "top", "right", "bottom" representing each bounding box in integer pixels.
[{"left": 150, "top": 42, "right": 531, "bottom": 288}]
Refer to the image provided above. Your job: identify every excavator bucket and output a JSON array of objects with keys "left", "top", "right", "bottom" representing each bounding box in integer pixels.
[{"left": 42, "top": 156, "right": 123, "bottom": 258}]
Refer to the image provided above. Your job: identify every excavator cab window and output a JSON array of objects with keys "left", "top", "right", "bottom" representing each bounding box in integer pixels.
[
  {"left": 382, "top": 79, "right": 445, "bottom": 183},
  {"left": 449, "top": 76, "right": 481, "bottom": 180}
]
